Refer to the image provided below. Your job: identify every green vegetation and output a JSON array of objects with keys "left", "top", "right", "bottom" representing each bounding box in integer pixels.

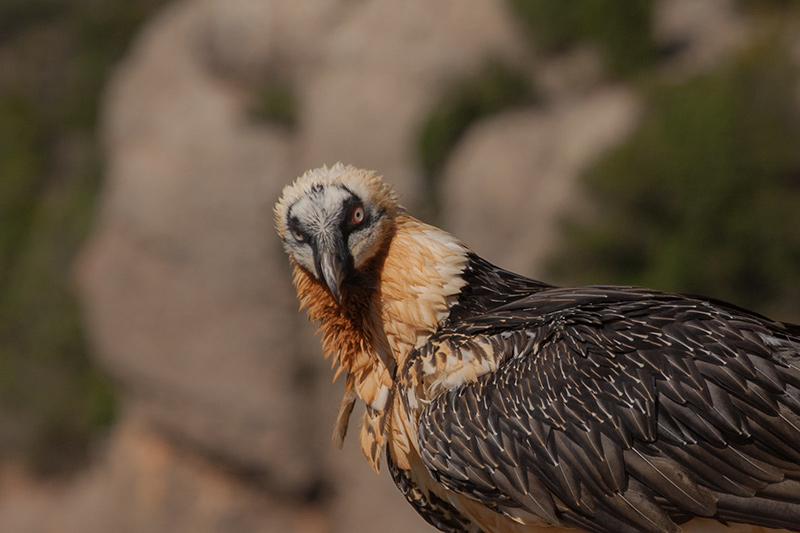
[
  {"left": 508, "top": 0, "right": 656, "bottom": 76},
  {"left": 250, "top": 83, "right": 298, "bottom": 128},
  {"left": 0, "top": 0, "right": 167, "bottom": 476},
  {"left": 549, "top": 42, "right": 800, "bottom": 319}
]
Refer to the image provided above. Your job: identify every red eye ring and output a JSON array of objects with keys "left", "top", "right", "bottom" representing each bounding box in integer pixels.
[
  {"left": 352, "top": 205, "right": 365, "bottom": 225},
  {"left": 290, "top": 228, "right": 306, "bottom": 243}
]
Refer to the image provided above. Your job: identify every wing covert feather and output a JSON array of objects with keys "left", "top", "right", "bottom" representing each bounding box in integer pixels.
[{"left": 415, "top": 287, "right": 800, "bottom": 532}]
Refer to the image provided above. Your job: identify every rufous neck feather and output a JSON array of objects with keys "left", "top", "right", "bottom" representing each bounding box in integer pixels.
[{"left": 292, "top": 211, "right": 469, "bottom": 469}]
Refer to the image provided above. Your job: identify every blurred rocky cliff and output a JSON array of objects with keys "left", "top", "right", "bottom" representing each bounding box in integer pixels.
[{"left": 0, "top": 0, "right": 796, "bottom": 531}]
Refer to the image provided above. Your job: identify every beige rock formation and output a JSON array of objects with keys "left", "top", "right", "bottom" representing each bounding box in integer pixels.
[
  {"left": 67, "top": 0, "right": 531, "bottom": 531},
  {"left": 441, "top": 87, "right": 642, "bottom": 279}
]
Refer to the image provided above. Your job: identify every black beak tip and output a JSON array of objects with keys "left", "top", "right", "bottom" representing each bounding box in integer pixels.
[
  {"left": 319, "top": 250, "right": 345, "bottom": 306},
  {"left": 329, "top": 284, "right": 342, "bottom": 305}
]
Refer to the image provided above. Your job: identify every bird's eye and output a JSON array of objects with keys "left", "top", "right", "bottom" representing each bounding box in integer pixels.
[
  {"left": 352, "top": 205, "right": 365, "bottom": 225},
  {"left": 291, "top": 228, "right": 306, "bottom": 243}
]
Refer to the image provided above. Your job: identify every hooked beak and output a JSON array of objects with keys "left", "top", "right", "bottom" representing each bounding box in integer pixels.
[{"left": 318, "top": 248, "right": 345, "bottom": 304}]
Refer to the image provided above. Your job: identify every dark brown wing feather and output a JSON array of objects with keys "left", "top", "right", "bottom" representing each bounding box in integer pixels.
[{"left": 416, "top": 285, "right": 800, "bottom": 532}]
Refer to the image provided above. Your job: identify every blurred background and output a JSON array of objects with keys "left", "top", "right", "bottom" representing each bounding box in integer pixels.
[{"left": 1, "top": 0, "right": 800, "bottom": 531}]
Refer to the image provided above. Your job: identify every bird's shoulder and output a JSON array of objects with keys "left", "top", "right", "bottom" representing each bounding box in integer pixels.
[{"left": 440, "top": 276, "right": 800, "bottom": 369}]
